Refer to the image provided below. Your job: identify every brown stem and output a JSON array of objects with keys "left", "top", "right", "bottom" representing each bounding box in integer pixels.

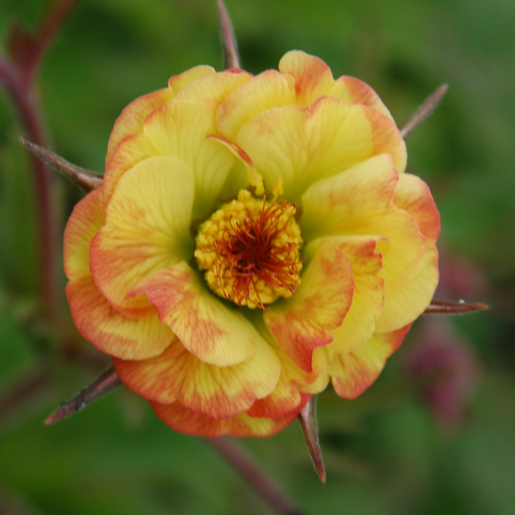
[
  {"left": 424, "top": 299, "right": 489, "bottom": 315},
  {"left": 45, "top": 366, "right": 122, "bottom": 424},
  {"left": 217, "top": 0, "right": 241, "bottom": 69},
  {"left": 298, "top": 396, "right": 326, "bottom": 482},
  {"left": 206, "top": 436, "right": 307, "bottom": 515},
  {"left": 21, "top": 139, "right": 103, "bottom": 193},
  {"left": 399, "top": 84, "right": 448, "bottom": 140}
]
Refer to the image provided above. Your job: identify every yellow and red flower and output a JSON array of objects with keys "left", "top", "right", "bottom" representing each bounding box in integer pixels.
[{"left": 64, "top": 51, "right": 440, "bottom": 437}]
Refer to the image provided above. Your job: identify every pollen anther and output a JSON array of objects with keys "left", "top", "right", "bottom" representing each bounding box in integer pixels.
[{"left": 195, "top": 190, "right": 303, "bottom": 310}]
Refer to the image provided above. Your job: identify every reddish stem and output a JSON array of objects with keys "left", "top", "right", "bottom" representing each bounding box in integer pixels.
[{"left": 0, "top": 56, "right": 58, "bottom": 320}]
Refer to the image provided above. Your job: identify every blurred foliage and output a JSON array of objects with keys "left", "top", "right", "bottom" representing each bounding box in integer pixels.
[{"left": 1, "top": 0, "right": 515, "bottom": 514}]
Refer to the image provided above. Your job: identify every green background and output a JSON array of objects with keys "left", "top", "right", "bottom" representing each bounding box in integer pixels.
[{"left": 1, "top": 0, "right": 515, "bottom": 514}]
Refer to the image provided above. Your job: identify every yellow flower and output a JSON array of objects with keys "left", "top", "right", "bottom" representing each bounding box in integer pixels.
[{"left": 64, "top": 51, "right": 439, "bottom": 437}]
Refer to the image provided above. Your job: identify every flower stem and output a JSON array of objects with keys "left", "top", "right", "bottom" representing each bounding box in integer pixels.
[{"left": 206, "top": 436, "right": 307, "bottom": 515}]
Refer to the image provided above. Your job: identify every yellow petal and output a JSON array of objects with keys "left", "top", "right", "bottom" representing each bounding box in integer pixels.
[
  {"left": 130, "top": 261, "right": 261, "bottom": 367},
  {"left": 167, "top": 65, "right": 216, "bottom": 95},
  {"left": 236, "top": 97, "right": 406, "bottom": 203},
  {"left": 375, "top": 244, "right": 439, "bottom": 333},
  {"left": 90, "top": 156, "right": 194, "bottom": 319},
  {"left": 106, "top": 65, "right": 215, "bottom": 164},
  {"left": 216, "top": 69, "right": 296, "bottom": 140},
  {"left": 279, "top": 50, "right": 392, "bottom": 118},
  {"left": 64, "top": 189, "right": 174, "bottom": 359},
  {"left": 106, "top": 88, "right": 173, "bottom": 165},
  {"left": 307, "top": 236, "right": 386, "bottom": 355},
  {"left": 67, "top": 278, "right": 174, "bottom": 359},
  {"left": 151, "top": 399, "right": 306, "bottom": 437},
  {"left": 63, "top": 188, "right": 105, "bottom": 282},
  {"left": 175, "top": 69, "right": 251, "bottom": 102},
  {"left": 301, "top": 155, "right": 427, "bottom": 296},
  {"left": 264, "top": 241, "right": 355, "bottom": 372},
  {"left": 329, "top": 324, "right": 412, "bottom": 399},
  {"left": 103, "top": 100, "right": 236, "bottom": 219},
  {"left": 114, "top": 334, "right": 280, "bottom": 419},
  {"left": 394, "top": 173, "right": 440, "bottom": 245}
]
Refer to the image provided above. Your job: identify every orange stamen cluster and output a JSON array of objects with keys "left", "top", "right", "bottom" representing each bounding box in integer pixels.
[{"left": 195, "top": 190, "right": 303, "bottom": 310}]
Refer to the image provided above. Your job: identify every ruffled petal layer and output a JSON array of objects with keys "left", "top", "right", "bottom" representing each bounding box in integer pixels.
[
  {"left": 264, "top": 241, "right": 354, "bottom": 372},
  {"left": 278, "top": 50, "right": 392, "bottom": 118},
  {"left": 328, "top": 324, "right": 412, "bottom": 398},
  {"left": 151, "top": 398, "right": 308, "bottom": 437},
  {"left": 236, "top": 96, "right": 406, "bottom": 203},
  {"left": 130, "top": 262, "right": 262, "bottom": 367},
  {"left": 90, "top": 156, "right": 194, "bottom": 319},
  {"left": 301, "top": 155, "right": 427, "bottom": 297},
  {"left": 64, "top": 189, "right": 173, "bottom": 360},
  {"left": 114, "top": 334, "right": 280, "bottom": 419},
  {"left": 103, "top": 100, "right": 237, "bottom": 219}
]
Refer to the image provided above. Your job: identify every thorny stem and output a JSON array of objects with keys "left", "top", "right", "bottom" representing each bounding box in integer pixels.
[
  {"left": 45, "top": 366, "right": 122, "bottom": 424},
  {"left": 217, "top": 0, "right": 241, "bottom": 69},
  {"left": 399, "top": 84, "right": 448, "bottom": 140},
  {"left": 0, "top": 1, "right": 79, "bottom": 323},
  {"left": 207, "top": 437, "right": 307, "bottom": 515},
  {"left": 424, "top": 299, "right": 489, "bottom": 315}
]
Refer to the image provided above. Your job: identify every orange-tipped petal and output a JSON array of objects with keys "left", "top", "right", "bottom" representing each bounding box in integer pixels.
[
  {"left": 106, "top": 88, "right": 174, "bottom": 164},
  {"left": 278, "top": 50, "right": 392, "bottom": 119},
  {"left": 151, "top": 398, "right": 307, "bottom": 438},
  {"left": 114, "top": 334, "right": 280, "bottom": 419},
  {"left": 103, "top": 99, "right": 236, "bottom": 219},
  {"left": 330, "top": 324, "right": 412, "bottom": 399},
  {"left": 394, "top": 173, "right": 440, "bottom": 245},
  {"left": 307, "top": 236, "right": 386, "bottom": 355},
  {"left": 264, "top": 241, "right": 354, "bottom": 372},
  {"left": 64, "top": 189, "right": 174, "bottom": 359},
  {"left": 130, "top": 262, "right": 262, "bottom": 367},
  {"left": 301, "top": 155, "right": 427, "bottom": 297},
  {"left": 175, "top": 70, "right": 251, "bottom": 102},
  {"left": 90, "top": 156, "right": 194, "bottom": 319},
  {"left": 236, "top": 96, "right": 406, "bottom": 203},
  {"left": 216, "top": 69, "right": 296, "bottom": 140}
]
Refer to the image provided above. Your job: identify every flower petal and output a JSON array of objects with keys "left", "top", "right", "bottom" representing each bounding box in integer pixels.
[
  {"left": 175, "top": 70, "right": 251, "bottom": 102},
  {"left": 264, "top": 241, "right": 354, "bottom": 372},
  {"left": 129, "top": 261, "right": 259, "bottom": 367},
  {"left": 301, "top": 155, "right": 427, "bottom": 296},
  {"left": 90, "top": 156, "right": 194, "bottom": 319},
  {"left": 64, "top": 188, "right": 174, "bottom": 360},
  {"left": 236, "top": 96, "right": 406, "bottom": 203},
  {"left": 106, "top": 66, "right": 215, "bottom": 164},
  {"left": 67, "top": 278, "right": 174, "bottom": 359},
  {"left": 167, "top": 65, "right": 216, "bottom": 94},
  {"left": 329, "top": 324, "right": 412, "bottom": 399},
  {"left": 151, "top": 399, "right": 307, "bottom": 437},
  {"left": 103, "top": 99, "right": 236, "bottom": 219},
  {"left": 394, "top": 173, "right": 441, "bottom": 245},
  {"left": 307, "top": 236, "right": 386, "bottom": 355},
  {"left": 114, "top": 334, "right": 280, "bottom": 419},
  {"left": 216, "top": 69, "right": 296, "bottom": 140},
  {"left": 374, "top": 245, "right": 439, "bottom": 333},
  {"left": 106, "top": 88, "right": 173, "bottom": 165},
  {"left": 279, "top": 50, "right": 392, "bottom": 118},
  {"left": 63, "top": 188, "right": 105, "bottom": 282}
]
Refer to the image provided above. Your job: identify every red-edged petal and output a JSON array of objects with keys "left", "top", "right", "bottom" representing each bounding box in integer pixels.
[
  {"left": 130, "top": 261, "right": 262, "bottom": 367},
  {"left": 114, "top": 334, "right": 280, "bottom": 419},
  {"left": 151, "top": 398, "right": 308, "bottom": 438},
  {"left": 329, "top": 324, "right": 412, "bottom": 398},
  {"left": 264, "top": 241, "right": 355, "bottom": 372}
]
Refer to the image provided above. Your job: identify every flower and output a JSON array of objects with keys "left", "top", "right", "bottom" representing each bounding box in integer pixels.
[{"left": 64, "top": 51, "right": 440, "bottom": 437}]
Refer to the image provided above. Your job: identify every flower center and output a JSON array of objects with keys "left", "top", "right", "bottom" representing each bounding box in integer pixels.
[{"left": 195, "top": 190, "right": 303, "bottom": 310}]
